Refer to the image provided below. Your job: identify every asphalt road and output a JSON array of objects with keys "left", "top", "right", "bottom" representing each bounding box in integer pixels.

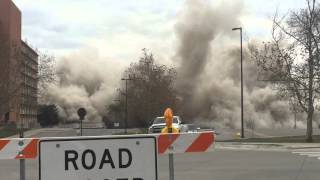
[
  {"left": 0, "top": 149, "right": 319, "bottom": 180},
  {"left": 1, "top": 128, "right": 319, "bottom": 180},
  {"left": 158, "top": 150, "right": 320, "bottom": 180}
]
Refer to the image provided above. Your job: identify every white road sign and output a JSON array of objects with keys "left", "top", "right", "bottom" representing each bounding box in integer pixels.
[{"left": 39, "top": 136, "right": 157, "bottom": 180}]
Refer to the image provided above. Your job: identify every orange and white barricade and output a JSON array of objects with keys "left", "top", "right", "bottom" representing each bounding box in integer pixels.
[
  {"left": 0, "top": 138, "right": 38, "bottom": 159},
  {"left": 157, "top": 131, "right": 215, "bottom": 154},
  {"left": 0, "top": 131, "right": 215, "bottom": 159}
]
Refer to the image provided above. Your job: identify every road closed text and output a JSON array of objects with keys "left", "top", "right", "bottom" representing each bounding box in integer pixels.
[
  {"left": 64, "top": 148, "right": 145, "bottom": 180},
  {"left": 65, "top": 148, "right": 132, "bottom": 170}
]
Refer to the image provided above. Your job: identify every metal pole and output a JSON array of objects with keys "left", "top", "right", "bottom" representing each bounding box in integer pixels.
[
  {"left": 169, "top": 154, "right": 174, "bottom": 180},
  {"left": 80, "top": 118, "right": 83, "bottom": 136},
  {"left": 240, "top": 28, "right": 244, "bottom": 138},
  {"left": 19, "top": 120, "right": 26, "bottom": 180},
  {"left": 168, "top": 127, "right": 174, "bottom": 180},
  {"left": 121, "top": 78, "right": 131, "bottom": 135},
  {"left": 20, "top": 158, "right": 26, "bottom": 180},
  {"left": 125, "top": 80, "right": 128, "bottom": 134},
  {"left": 294, "top": 111, "right": 297, "bottom": 129},
  {"left": 232, "top": 27, "right": 244, "bottom": 138}
]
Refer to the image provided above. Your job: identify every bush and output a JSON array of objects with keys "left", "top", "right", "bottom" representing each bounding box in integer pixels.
[
  {"left": 0, "top": 122, "right": 18, "bottom": 138},
  {"left": 37, "top": 104, "right": 60, "bottom": 127}
]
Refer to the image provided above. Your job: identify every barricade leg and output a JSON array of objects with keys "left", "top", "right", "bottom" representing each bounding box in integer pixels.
[
  {"left": 169, "top": 153, "right": 174, "bottom": 180},
  {"left": 19, "top": 129, "right": 26, "bottom": 180},
  {"left": 20, "top": 159, "right": 26, "bottom": 180}
]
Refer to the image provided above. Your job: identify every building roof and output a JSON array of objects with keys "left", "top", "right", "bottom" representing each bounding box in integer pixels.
[{"left": 21, "top": 40, "right": 38, "bottom": 56}]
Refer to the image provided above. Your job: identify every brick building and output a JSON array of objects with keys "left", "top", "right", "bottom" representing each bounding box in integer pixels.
[{"left": 0, "top": 0, "right": 38, "bottom": 127}]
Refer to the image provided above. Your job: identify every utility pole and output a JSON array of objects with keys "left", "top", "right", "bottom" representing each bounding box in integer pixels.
[{"left": 232, "top": 27, "right": 244, "bottom": 138}]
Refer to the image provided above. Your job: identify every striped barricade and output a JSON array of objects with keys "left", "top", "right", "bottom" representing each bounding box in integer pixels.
[
  {"left": 0, "top": 131, "right": 215, "bottom": 159},
  {"left": 0, "top": 138, "right": 38, "bottom": 159},
  {"left": 157, "top": 131, "right": 215, "bottom": 154}
]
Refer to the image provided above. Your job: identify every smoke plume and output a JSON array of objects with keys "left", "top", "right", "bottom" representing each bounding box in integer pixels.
[
  {"left": 174, "top": 0, "right": 294, "bottom": 128},
  {"left": 46, "top": 0, "right": 301, "bottom": 128},
  {"left": 46, "top": 47, "right": 127, "bottom": 122}
]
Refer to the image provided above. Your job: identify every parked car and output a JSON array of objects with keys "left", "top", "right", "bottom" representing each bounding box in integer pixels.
[{"left": 148, "top": 116, "right": 184, "bottom": 133}]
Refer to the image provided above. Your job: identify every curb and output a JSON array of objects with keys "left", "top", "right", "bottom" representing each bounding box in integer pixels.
[{"left": 215, "top": 142, "right": 320, "bottom": 152}]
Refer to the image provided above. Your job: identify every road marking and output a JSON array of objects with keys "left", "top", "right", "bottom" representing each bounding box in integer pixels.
[
  {"left": 292, "top": 151, "right": 320, "bottom": 154},
  {"left": 292, "top": 150, "right": 320, "bottom": 160},
  {"left": 244, "top": 129, "right": 275, "bottom": 138}
]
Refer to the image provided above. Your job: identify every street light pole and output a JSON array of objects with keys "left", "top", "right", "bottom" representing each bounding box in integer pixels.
[
  {"left": 121, "top": 78, "right": 132, "bottom": 134},
  {"left": 232, "top": 27, "right": 244, "bottom": 138},
  {"left": 121, "top": 76, "right": 141, "bottom": 134}
]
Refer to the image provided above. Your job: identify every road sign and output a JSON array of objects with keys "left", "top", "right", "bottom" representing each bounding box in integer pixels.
[
  {"left": 39, "top": 136, "right": 157, "bottom": 180},
  {"left": 77, "top": 108, "right": 87, "bottom": 120}
]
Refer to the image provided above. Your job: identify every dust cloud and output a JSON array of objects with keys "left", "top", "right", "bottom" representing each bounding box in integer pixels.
[
  {"left": 46, "top": 47, "right": 127, "bottom": 122},
  {"left": 46, "top": 0, "right": 298, "bottom": 128},
  {"left": 174, "top": 0, "right": 294, "bottom": 128}
]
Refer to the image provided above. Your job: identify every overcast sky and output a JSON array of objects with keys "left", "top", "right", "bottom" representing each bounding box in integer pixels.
[{"left": 13, "top": 0, "right": 306, "bottom": 62}]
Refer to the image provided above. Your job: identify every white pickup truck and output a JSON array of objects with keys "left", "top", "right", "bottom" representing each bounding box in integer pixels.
[{"left": 148, "top": 116, "right": 185, "bottom": 133}]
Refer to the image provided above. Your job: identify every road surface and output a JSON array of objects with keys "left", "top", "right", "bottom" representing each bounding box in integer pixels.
[{"left": 0, "top": 149, "right": 319, "bottom": 180}]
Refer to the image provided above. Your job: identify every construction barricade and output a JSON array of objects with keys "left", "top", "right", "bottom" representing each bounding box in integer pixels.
[{"left": 0, "top": 131, "right": 215, "bottom": 180}]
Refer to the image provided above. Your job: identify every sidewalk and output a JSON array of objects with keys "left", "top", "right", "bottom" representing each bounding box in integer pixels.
[
  {"left": 215, "top": 142, "right": 320, "bottom": 152},
  {"left": 7, "top": 128, "right": 71, "bottom": 138}
]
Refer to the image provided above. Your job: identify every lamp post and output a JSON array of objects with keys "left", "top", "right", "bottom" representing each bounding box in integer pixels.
[
  {"left": 121, "top": 78, "right": 133, "bottom": 134},
  {"left": 113, "top": 89, "right": 122, "bottom": 129},
  {"left": 232, "top": 27, "right": 244, "bottom": 138}
]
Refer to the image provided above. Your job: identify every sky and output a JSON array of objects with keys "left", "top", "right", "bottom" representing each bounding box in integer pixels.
[{"left": 12, "top": 0, "right": 306, "bottom": 63}]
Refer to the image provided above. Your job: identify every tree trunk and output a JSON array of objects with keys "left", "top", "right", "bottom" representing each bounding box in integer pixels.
[
  {"left": 307, "top": 32, "right": 314, "bottom": 142},
  {"left": 306, "top": 108, "right": 313, "bottom": 142}
]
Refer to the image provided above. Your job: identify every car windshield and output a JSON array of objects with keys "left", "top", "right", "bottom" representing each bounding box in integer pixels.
[{"left": 153, "top": 117, "right": 178, "bottom": 124}]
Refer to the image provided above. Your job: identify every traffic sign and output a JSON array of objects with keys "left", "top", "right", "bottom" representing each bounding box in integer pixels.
[
  {"left": 77, "top": 108, "right": 87, "bottom": 120},
  {"left": 39, "top": 136, "right": 158, "bottom": 180}
]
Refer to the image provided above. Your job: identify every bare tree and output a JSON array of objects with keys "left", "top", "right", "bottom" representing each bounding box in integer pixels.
[
  {"left": 250, "top": 0, "right": 320, "bottom": 142},
  {"left": 108, "top": 49, "right": 178, "bottom": 127},
  {"left": 37, "top": 52, "right": 56, "bottom": 104}
]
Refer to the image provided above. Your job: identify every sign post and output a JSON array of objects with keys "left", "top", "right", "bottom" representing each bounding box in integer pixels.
[
  {"left": 39, "top": 136, "right": 158, "bottom": 180},
  {"left": 160, "top": 108, "right": 179, "bottom": 180},
  {"left": 19, "top": 121, "right": 26, "bottom": 180},
  {"left": 77, "top": 108, "right": 87, "bottom": 136},
  {"left": 168, "top": 128, "right": 174, "bottom": 180}
]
